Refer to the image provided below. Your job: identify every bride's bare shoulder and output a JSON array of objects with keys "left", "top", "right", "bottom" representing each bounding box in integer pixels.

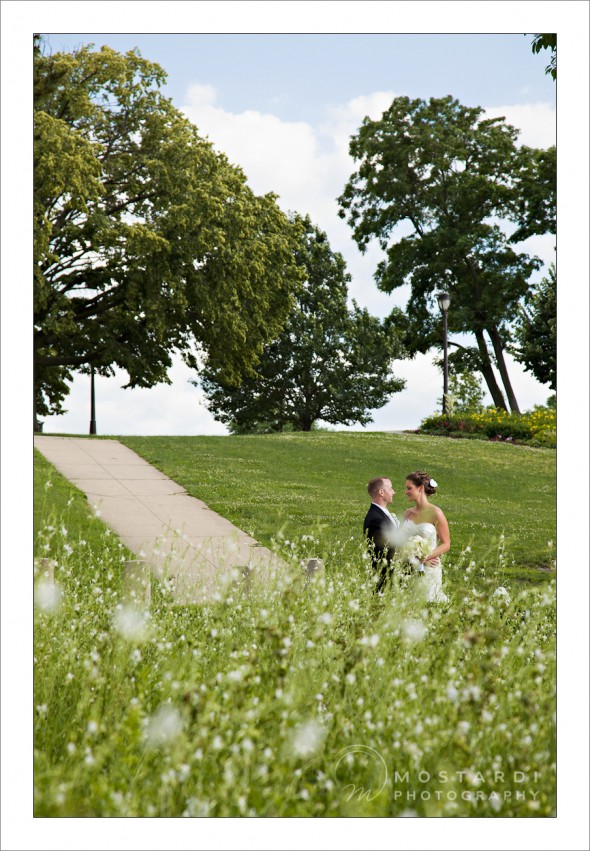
[{"left": 431, "top": 505, "right": 448, "bottom": 523}]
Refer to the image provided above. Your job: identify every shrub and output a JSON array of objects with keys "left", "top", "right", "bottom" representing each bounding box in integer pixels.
[
  {"left": 527, "top": 428, "right": 557, "bottom": 449},
  {"left": 420, "top": 407, "right": 556, "bottom": 444}
]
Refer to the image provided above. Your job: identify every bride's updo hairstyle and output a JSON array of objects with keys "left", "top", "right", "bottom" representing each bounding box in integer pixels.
[{"left": 407, "top": 471, "right": 437, "bottom": 495}]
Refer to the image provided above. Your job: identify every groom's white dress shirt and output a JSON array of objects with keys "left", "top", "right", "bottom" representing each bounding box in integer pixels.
[{"left": 371, "top": 502, "right": 400, "bottom": 526}]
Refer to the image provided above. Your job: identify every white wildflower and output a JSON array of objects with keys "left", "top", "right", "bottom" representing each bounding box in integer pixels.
[
  {"left": 463, "top": 685, "right": 481, "bottom": 702},
  {"left": 289, "top": 719, "right": 326, "bottom": 759},
  {"left": 489, "top": 794, "right": 502, "bottom": 812},
  {"left": 360, "top": 633, "right": 380, "bottom": 648},
  {"left": 144, "top": 706, "right": 184, "bottom": 749},
  {"left": 493, "top": 586, "right": 510, "bottom": 602},
  {"left": 183, "top": 798, "right": 210, "bottom": 817},
  {"left": 401, "top": 619, "right": 428, "bottom": 643},
  {"left": 446, "top": 684, "right": 459, "bottom": 702},
  {"left": 34, "top": 580, "right": 63, "bottom": 615},
  {"left": 113, "top": 605, "right": 150, "bottom": 642}
]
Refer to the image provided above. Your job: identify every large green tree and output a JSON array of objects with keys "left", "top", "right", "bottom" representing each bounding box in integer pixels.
[
  {"left": 511, "top": 263, "right": 556, "bottom": 390},
  {"left": 199, "top": 216, "right": 407, "bottom": 432},
  {"left": 34, "top": 41, "right": 303, "bottom": 425},
  {"left": 338, "top": 95, "right": 554, "bottom": 412}
]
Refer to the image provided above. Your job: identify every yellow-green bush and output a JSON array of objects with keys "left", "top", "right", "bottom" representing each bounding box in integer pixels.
[{"left": 420, "top": 408, "right": 556, "bottom": 444}]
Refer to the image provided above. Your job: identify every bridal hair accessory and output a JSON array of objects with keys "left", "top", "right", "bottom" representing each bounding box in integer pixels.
[{"left": 429, "top": 479, "right": 438, "bottom": 488}]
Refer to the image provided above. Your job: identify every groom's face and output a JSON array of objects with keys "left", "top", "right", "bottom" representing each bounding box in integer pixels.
[{"left": 380, "top": 479, "right": 394, "bottom": 506}]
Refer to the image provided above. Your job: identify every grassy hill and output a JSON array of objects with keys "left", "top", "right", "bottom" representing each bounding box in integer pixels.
[{"left": 119, "top": 432, "right": 556, "bottom": 581}]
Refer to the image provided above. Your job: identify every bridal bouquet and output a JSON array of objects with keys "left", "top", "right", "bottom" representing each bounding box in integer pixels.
[{"left": 395, "top": 535, "right": 432, "bottom": 574}]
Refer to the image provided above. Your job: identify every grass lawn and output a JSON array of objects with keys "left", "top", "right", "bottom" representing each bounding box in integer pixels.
[
  {"left": 34, "top": 435, "right": 556, "bottom": 817},
  {"left": 118, "top": 432, "right": 556, "bottom": 582}
]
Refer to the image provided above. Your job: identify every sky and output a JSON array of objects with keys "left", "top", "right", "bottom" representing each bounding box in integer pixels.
[
  {"left": 1, "top": 3, "right": 590, "bottom": 850},
  {"left": 35, "top": 29, "right": 560, "bottom": 436}
]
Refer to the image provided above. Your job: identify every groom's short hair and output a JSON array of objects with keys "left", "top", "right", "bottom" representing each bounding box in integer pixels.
[{"left": 368, "top": 477, "right": 388, "bottom": 498}]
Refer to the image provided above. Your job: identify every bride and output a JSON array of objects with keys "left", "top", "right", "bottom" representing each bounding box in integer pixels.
[{"left": 403, "top": 471, "right": 450, "bottom": 603}]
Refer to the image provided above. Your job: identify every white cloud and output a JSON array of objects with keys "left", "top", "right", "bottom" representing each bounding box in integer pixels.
[
  {"left": 42, "top": 359, "right": 226, "bottom": 436},
  {"left": 185, "top": 83, "right": 217, "bottom": 106},
  {"left": 182, "top": 86, "right": 324, "bottom": 217},
  {"left": 483, "top": 102, "right": 556, "bottom": 148}
]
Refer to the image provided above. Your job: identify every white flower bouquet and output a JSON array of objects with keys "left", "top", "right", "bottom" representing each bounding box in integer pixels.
[{"left": 395, "top": 535, "right": 432, "bottom": 574}]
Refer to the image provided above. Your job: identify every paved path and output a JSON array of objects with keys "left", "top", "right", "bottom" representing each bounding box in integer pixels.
[{"left": 34, "top": 436, "right": 283, "bottom": 602}]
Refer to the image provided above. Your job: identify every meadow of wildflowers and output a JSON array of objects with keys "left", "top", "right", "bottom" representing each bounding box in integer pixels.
[{"left": 34, "top": 447, "right": 556, "bottom": 817}]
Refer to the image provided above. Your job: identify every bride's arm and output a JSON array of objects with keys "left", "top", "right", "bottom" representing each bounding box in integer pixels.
[{"left": 424, "top": 508, "right": 450, "bottom": 563}]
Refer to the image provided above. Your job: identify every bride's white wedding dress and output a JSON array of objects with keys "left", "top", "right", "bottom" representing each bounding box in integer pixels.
[{"left": 403, "top": 519, "right": 449, "bottom": 603}]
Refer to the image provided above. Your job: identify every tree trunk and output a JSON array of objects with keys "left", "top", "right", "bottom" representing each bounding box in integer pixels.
[
  {"left": 474, "top": 330, "right": 508, "bottom": 410},
  {"left": 488, "top": 325, "right": 521, "bottom": 413}
]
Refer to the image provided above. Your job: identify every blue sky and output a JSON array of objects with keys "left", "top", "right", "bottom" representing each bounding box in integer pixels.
[
  {"left": 37, "top": 29, "right": 558, "bottom": 435},
  {"left": 47, "top": 32, "right": 556, "bottom": 120}
]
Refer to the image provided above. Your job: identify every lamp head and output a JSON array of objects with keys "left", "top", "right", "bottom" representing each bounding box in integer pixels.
[{"left": 437, "top": 291, "right": 451, "bottom": 312}]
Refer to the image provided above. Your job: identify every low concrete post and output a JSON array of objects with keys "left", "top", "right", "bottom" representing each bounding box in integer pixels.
[{"left": 123, "top": 560, "right": 151, "bottom": 608}]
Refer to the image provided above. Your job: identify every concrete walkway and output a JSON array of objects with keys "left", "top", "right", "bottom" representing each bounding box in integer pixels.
[{"left": 34, "top": 436, "right": 284, "bottom": 603}]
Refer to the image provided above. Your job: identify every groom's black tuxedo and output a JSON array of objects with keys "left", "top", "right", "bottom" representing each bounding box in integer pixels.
[{"left": 363, "top": 503, "right": 397, "bottom": 592}]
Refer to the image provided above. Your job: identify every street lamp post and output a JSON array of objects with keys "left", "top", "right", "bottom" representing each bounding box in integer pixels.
[
  {"left": 437, "top": 292, "right": 451, "bottom": 414},
  {"left": 89, "top": 365, "right": 97, "bottom": 435}
]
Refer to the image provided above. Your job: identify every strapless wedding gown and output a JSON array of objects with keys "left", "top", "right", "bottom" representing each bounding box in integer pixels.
[{"left": 403, "top": 519, "right": 448, "bottom": 603}]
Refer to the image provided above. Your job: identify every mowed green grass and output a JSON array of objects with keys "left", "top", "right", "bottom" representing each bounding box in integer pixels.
[
  {"left": 35, "top": 450, "right": 121, "bottom": 554},
  {"left": 119, "top": 432, "right": 556, "bottom": 581}
]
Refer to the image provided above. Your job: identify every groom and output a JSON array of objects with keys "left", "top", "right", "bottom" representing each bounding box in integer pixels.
[{"left": 363, "top": 477, "right": 400, "bottom": 593}]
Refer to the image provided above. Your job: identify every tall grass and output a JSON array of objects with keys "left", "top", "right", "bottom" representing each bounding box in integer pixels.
[{"left": 34, "top": 449, "right": 556, "bottom": 817}]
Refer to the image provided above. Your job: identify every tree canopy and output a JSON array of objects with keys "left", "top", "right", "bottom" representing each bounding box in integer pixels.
[
  {"left": 511, "top": 145, "right": 556, "bottom": 243},
  {"left": 34, "top": 42, "right": 303, "bottom": 421},
  {"left": 199, "top": 216, "right": 407, "bottom": 432},
  {"left": 511, "top": 264, "right": 556, "bottom": 391},
  {"left": 338, "top": 95, "right": 555, "bottom": 412}
]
